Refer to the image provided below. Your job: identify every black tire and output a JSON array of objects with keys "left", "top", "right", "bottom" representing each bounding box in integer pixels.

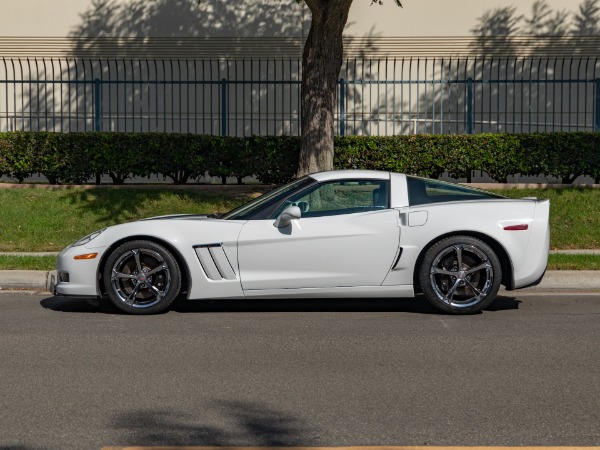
[
  {"left": 419, "top": 235, "right": 502, "bottom": 314},
  {"left": 102, "top": 240, "right": 181, "bottom": 315}
]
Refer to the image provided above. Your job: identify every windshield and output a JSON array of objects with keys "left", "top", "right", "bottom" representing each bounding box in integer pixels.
[{"left": 220, "top": 177, "right": 315, "bottom": 220}]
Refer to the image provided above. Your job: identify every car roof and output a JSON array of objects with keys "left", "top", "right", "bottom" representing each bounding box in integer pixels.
[{"left": 309, "top": 170, "right": 391, "bottom": 182}]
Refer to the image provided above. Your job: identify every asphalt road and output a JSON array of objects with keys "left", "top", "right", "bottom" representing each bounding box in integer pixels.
[{"left": 1, "top": 291, "right": 600, "bottom": 450}]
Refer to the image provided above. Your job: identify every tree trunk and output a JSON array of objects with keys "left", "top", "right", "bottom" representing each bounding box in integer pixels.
[{"left": 297, "top": 0, "right": 353, "bottom": 178}]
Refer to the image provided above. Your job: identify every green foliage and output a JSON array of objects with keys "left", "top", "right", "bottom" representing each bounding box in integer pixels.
[
  {"left": 499, "top": 187, "right": 600, "bottom": 249},
  {"left": 0, "top": 132, "right": 598, "bottom": 185},
  {"left": 0, "top": 187, "right": 258, "bottom": 252},
  {"left": 1, "top": 185, "right": 597, "bottom": 252},
  {"left": 0, "top": 255, "right": 57, "bottom": 271},
  {"left": 246, "top": 135, "right": 301, "bottom": 185},
  {"left": 547, "top": 254, "right": 600, "bottom": 270},
  {"left": 336, "top": 132, "right": 600, "bottom": 183}
]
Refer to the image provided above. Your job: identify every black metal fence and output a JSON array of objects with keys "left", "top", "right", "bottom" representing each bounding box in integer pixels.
[{"left": 1, "top": 57, "right": 599, "bottom": 135}]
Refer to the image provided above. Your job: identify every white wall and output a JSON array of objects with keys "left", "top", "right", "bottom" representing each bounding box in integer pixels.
[
  {"left": 0, "top": 0, "right": 580, "bottom": 38},
  {"left": 347, "top": 0, "right": 574, "bottom": 36},
  {"left": 1, "top": 0, "right": 85, "bottom": 36}
]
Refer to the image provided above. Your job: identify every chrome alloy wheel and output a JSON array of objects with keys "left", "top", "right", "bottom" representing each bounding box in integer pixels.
[
  {"left": 110, "top": 248, "right": 171, "bottom": 309},
  {"left": 429, "top": 244, "right": 494, "bottom": 309}
]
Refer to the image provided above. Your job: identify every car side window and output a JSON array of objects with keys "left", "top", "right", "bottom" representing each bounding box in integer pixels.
[
  {"left": 407, "top": 176, "right": 505, "bottom": 206},
  {"left": 273, "top": 180, "right": 390, "bottom": 218}
]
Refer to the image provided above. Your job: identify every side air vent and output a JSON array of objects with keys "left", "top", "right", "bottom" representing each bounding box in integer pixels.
[
  {"left": 194, "top": 244, "right": 237, "bottom": 281},
  {"left": 391, "top": 247, "right": 403, "bottom": 270}
]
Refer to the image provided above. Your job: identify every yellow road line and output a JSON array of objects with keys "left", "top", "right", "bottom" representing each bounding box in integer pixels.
[{"left": 101, "top": 447, "right": 600, "bottom": 450}]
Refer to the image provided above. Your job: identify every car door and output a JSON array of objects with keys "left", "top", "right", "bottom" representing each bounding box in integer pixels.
[{"left": 236, "top": 179, "right": 401, "bottom": 291}]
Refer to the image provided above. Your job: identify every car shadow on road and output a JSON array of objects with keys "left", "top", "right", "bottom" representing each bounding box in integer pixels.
[
  {"left": 40, "top": 296, "right": 119, "bottom": 314},
  {"left": 106, "top": 400, "right": 315, "bottom": 447},
  {"left": 40, "top": 294, "right": 521, "bottom": 315}
]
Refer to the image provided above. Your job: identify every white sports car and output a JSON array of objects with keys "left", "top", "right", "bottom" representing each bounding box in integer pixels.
[{"left": 52, "top": 170, "right": 550, "bottom": 315}]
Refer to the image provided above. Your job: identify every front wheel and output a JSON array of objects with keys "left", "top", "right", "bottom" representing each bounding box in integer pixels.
[
  {"left": 419, "top": 236, "right": 502, "bottom": 314},
  {"left": 103, "top": 240, "right": 182, "bottom": 314}
]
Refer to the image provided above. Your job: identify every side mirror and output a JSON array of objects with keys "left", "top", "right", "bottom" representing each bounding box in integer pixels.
[{"left": 273, "top": 205, "right": 301, "bottom": 228}]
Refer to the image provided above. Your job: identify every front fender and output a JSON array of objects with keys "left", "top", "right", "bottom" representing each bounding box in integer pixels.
[{"left": 85, "top": 218, "right": 246, "bottom": 300}]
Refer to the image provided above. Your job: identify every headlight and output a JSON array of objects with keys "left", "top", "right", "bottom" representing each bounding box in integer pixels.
[{"left": 70, "top": 229, "right": 106, "bottom": 247}]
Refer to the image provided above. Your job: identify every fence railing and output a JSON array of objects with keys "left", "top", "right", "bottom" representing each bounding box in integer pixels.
[{"left": 1, "top": 57, "right": 599, "bottom": 135}]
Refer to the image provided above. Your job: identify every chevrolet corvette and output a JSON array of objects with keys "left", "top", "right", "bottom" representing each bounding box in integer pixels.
[{"left": 52, "top": 170, "right": 550, "bottom": 314}]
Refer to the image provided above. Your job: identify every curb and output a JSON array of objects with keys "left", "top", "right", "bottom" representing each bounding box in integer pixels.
[
  {"left": 0, "top": 270, "right": 598, "bottom": 293},
  {"left": 522, "top": 270, "right": 600, "bottom": 290},
  {"left": 0, "top": 270, "right": 55, "bottom": 291}
]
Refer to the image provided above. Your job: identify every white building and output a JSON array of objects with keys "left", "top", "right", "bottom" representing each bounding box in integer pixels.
[
  {"left": 1, "top": 0, "right": 599, "bottom": 135},
  {"left": 0, "top": 0, "right": 586, "bottom": 39}
]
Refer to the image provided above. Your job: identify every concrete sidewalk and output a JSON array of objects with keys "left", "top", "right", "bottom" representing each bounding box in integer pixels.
[{"left": 0, "top": 269, "right": 598, "bottom": 293}]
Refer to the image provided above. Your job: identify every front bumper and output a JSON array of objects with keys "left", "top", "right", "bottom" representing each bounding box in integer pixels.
[{"left": 53, "top": 245, "right": 108, "bottom": 297}]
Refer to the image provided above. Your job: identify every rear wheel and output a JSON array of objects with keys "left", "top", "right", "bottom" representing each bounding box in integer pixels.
[
  {"left": 419, "top": 236, "right": 501, "bottom": 314},
  {"left": 103, "top": 240, "right": 181, "bottom": 314}
]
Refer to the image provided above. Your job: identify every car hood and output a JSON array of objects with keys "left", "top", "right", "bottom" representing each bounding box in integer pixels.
[{"left": 84, "top": 213, "right": 243, "bottom": 251}]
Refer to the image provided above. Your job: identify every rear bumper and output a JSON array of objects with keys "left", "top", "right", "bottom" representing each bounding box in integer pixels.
[
  {"left": 512, "top": 199, "right": 550, "bottom": 289},
  {"left": 512, "top": 268, "right": 547, "bottom": 290}
]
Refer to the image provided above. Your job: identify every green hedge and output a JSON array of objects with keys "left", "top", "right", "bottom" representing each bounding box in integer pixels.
[
  {"left": 0, "top": 132, "right": 300, "bottom": 185},
  {"left": 0, "top": 132, "right": 599, "bottom": 184},
  {"left": 334, "top": 133, "right": 600, "bottom": 183}
]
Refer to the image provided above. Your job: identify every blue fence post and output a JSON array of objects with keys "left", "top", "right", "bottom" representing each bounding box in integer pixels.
[
  {"left": 94, "top": 78, "right": 102, "bottom": 132},
  {"left": 596, "top": 78, "right": 600, "bottom": 132},
  {"left": 339, "top": 78, "right": 345, "bottom": 136},
  {"left": 466, "top": 77, "right": 473, "bottom": 134},
  {"left": 221, "top": 78, "right": 227, "bottom": 136}
]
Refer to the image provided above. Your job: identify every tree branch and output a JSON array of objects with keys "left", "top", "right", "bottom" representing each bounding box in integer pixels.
[{"left": 370, "top": 0, "right": 403, "bottom": 6}]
